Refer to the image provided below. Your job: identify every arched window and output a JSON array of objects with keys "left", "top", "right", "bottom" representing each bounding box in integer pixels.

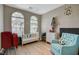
[
  {"left": 30, "top": 16, "right": 38, "bottom": 34},
  {"left": 12, "top": 12, "right": 24, "bottom": 37}
]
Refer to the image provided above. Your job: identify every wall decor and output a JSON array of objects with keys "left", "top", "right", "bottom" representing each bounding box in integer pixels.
[
  {"left": 49, "top": 17, "right": 57, "bottom": 32},
  {"left": 64, "top": 5, "right": 72, "bottom": 16},
  {"left": 51, "top": 17, "right": 56, "bottom": 26}
]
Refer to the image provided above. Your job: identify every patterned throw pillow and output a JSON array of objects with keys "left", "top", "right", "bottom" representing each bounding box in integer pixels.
[
  {"left": 60, "top": 39, "right": 65, "bottom": 45},
  {"left": 58, "top": 39, "right": 65, "bottom": 45},
  {"left": 23, "top": 34, "right": 27, "bottom": 39}
]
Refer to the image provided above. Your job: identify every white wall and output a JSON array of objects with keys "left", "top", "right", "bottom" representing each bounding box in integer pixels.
[
  {"left": 0, "top": 5, "right": 3, "bottom": 49},
  {"left": 41, "top": 4, "right": 79, "bottom": 33}
]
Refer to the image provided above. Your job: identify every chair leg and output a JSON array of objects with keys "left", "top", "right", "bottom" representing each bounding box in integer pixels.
[
  {"left": 14, "top": 47, "right": 16, "bottom": 55},
  {"left": 5, "top": 48, "right": 9, "bottom": 55}
]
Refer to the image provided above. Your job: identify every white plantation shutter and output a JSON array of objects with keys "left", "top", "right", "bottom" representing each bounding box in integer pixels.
[
  {"left": 30, "top": 16, "right": 38, "bottom": 34},
  {"left": 12, "top": 12, "right": 24, "bottom": 37}
]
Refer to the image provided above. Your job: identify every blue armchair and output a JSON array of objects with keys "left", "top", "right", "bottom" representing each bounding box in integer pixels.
[{"left": 51, "top": 33, "right": 79, "bottom": 55}]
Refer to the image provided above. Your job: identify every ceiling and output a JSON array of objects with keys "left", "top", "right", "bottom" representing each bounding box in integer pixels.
[{"left": 6, "top": 4, "right": 63, "bottom": 15}]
